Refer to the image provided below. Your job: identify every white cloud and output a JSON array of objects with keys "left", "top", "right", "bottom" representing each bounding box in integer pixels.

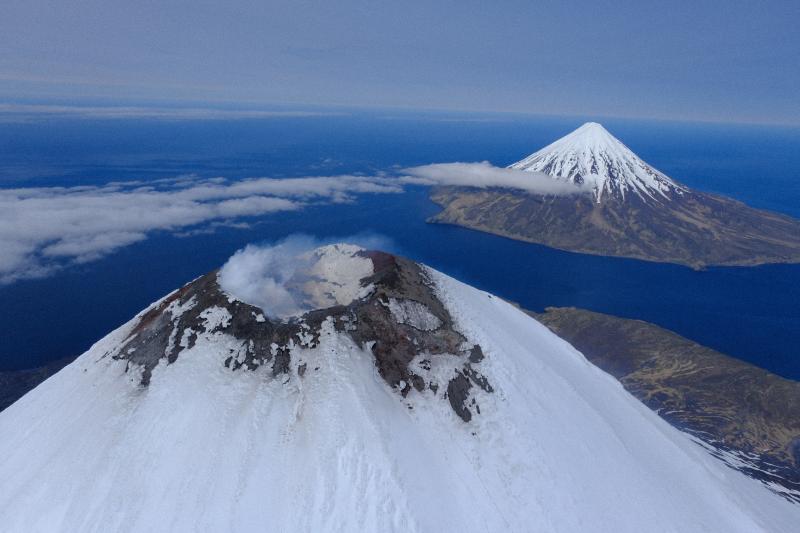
[
  {"left": 402, "top": 161, "right": 587, "bottom": 195},
  {"left": 0, "top": 160, "right": 582, "bottom": 285},
  {"left": 218, "top": 234, "right": 392, "bottom": 319},
  {"left": 219, "top": 238, "right": 312, "bottom": 319},
  {"left": 0, "top": 176, "right": 400, "bottom": 284}
]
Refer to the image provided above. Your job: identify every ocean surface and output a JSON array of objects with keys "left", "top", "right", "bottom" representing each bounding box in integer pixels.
[{"left": 1, "top": 109, "right": 799, "bottom": 379}]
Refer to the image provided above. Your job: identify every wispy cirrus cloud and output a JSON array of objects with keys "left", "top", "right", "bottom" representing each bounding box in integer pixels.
[
  {"left": 0, "top": 175, "right": 400, "bottom": 283},
  {"left": 0, "top": 104, "right": 345, "bottom": 123}
]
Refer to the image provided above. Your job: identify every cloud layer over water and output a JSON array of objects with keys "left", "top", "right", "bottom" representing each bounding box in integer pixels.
[
  {"left": 0, "top": 175, "right": 400, "bottom": 283},
  {"left": 0, "top": 161, "right": 584, "bottom": 284}
]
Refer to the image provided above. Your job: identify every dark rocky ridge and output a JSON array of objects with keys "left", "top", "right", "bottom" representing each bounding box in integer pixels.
[
  {"left": 533, "top": 306, "right": 800, "bottom": 502},
  {"left": 430, "top": 186, "right": 800, "bottom": 269},
  {"left": 108, "top": 250, "right": 492, "bottom": 422}
]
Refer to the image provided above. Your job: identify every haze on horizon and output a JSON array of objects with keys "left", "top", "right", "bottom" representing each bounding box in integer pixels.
[{"left": 1, "top": 0, "right": 798, "bottom": 125}]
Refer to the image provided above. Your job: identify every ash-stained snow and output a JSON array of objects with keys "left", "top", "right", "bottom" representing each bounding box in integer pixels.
[
  {"left": 1, "top": 250, "right": 799, "bottom": 532},
  {"left": 388, "top": 297, "right": 442, "bottom": 331},
  {"left": 510, "top": 122, "right": 688, "bottom": 203}
]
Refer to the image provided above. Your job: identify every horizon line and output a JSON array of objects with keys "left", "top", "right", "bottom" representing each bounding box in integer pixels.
[{"left": 0, "top": 99, "right": 798, "bottom": 129}]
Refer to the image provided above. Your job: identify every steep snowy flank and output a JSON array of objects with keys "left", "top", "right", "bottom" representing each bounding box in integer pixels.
[
  {"left": 510, "top": 122, "right": 688, "bottom": 202},
  {"left": 0, "top": 245, "right": 798, "bottom": 532}
]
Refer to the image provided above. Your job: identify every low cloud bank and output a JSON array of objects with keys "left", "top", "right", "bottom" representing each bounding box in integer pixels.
[
  {"left": 0, "top": 160, "right": 582, "bottom": 285},
  {"left": 218, "top": 234, "right": 392, "bottom": 318},
  {"left": 0, "top": 176, "right": 400, "bottom": 284},
  {"left": 402, "top": 161, "right": 586, "bottom": 195}
]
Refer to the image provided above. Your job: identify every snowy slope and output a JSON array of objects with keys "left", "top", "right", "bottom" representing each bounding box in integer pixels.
[
  {"left": 510, "top": 122, "right": 688, "bottom": 202},
  {"left": 0, "top": 246, "right": 798, "bottom": 532}
]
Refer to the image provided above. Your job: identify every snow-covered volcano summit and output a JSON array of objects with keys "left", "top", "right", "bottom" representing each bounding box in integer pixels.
[
  {"left": 510, "top": 122, "right": 687, "bottom": 202},
  {"left": 1, "top": 243, "right": 798, "bottom": 532}
]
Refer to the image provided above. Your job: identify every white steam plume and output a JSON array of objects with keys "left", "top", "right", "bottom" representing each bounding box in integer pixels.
[{"left": 217, "top": 234, "right": 393, "bottom": 319}]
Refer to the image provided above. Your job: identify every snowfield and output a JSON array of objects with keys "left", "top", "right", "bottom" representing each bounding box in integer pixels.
[
  {"left": 0, "top": 263, "right": 798, "bottom": 532},
  {"left": 510, "top": 122, "right": 688, "bottom": 202}
]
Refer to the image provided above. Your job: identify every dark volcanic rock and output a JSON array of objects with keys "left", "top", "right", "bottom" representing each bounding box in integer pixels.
[
  {"left": 447, "top": 372, "right": 473, "bottom": 422},
  {"left": 109, "top": 250, "right": 492, "bottom": 422}
]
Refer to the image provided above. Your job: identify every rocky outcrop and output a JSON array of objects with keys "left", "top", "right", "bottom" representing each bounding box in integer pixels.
[{"left": 110, "top": 250, "right": 492, "bottom": 422}]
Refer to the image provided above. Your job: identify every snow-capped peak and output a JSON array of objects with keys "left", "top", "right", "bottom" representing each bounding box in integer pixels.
[
  {"left": 1, "top": 245, "right": 799, "bottom": 531},
  {"left": 509, "top": 122, "right": 688, "bottom": 203}
]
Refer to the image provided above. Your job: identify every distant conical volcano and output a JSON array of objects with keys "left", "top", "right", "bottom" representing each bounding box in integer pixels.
[
  {"left": 431, "top": 123, "right": 800, "bottom": 268},
  {"left": 510, "top": 122, "right": 686, "bottom": 202}
]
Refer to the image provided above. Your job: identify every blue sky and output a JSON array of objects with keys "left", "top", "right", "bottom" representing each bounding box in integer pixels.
[{"left": 1, "top": 0, "right": 798, "bottom": 124}]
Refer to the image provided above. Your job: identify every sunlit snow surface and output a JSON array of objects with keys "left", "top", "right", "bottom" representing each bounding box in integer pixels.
[
  {"left": 510, "top": 122, "right": 688, "bottom": 202},
  {"left": 0, "top": 264, "right": 798, "bottom": 532}
]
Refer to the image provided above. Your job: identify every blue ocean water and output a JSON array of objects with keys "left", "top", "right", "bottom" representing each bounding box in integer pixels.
[{"left": 1, "top": 110, "right": 799, "bottom": 379}]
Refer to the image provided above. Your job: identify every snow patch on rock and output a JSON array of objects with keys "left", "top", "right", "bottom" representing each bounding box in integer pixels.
[
  {"left": 199, "top": 306, "right": 232, "bottom": 331},
  {"left": 388, "top": 298, "right": 442, "bottom": 331}
]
